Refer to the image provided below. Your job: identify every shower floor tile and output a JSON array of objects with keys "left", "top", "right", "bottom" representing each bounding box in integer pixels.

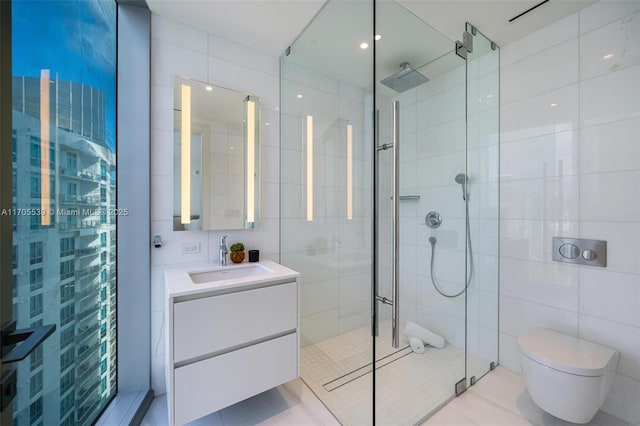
[{"left": 301, "top": 321, "right": 490, "bottom": 426}]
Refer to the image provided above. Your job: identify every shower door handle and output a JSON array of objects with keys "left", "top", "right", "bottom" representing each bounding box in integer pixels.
[
  {"left": 373, "top": 102, "right": 400, "bottom": 349},
  {"left": 391, "top": 101, "right": 400, "bottom": 349}
]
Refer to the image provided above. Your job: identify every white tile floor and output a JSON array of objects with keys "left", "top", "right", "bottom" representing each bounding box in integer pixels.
[
  {"left": 142, "top": 366, "right": 631, "bottom": 426},
  {"left": 299, "top": 321, "right": 479, "bottom": 425}
]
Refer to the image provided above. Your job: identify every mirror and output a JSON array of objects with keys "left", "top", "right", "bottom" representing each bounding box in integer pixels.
[{"left": 173, "top": 76, "right": 260, "bottom": 231}]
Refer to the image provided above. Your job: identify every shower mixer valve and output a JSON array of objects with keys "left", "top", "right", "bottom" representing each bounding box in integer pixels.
[{"left": 425, "top": 211, "right": 442, "bottom": 228}]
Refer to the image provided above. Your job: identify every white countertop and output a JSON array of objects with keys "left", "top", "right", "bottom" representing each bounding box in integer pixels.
[{"left": 164, "top": 259, "right": 300, "bottom": 298}]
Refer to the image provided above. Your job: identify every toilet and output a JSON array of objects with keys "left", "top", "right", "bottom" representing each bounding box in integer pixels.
[{"left": 518, "top": 328, "right": 619, "bottom": 424}]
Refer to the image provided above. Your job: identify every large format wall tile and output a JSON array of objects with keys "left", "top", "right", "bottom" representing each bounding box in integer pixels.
[{"left": 500, "top": 3, "right": 640, "bottom": 423}]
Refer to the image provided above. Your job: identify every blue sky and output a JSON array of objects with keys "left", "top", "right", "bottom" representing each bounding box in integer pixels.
[{"left": 12, "top": 0, "right": 116, "bottom": 151}]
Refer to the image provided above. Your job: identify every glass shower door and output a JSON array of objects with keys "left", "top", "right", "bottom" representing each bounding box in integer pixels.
[
  {"left": 280, "top": 1, "right": 375, "bottom": 424},
  {"left": 464, "top": 23, "right": 500, "bottom": 385},
  {"left": 373, "top": 2, "right": 469, "bottom": 424}
]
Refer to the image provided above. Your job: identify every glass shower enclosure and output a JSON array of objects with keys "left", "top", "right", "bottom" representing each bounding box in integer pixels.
[{"left": 280, "top": 1, "right": 499, "bottom": 424}]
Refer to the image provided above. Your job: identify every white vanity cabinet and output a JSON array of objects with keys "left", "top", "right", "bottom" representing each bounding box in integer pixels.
[{"left": 165, "top": 261, "right": 300, "bottom": 425}]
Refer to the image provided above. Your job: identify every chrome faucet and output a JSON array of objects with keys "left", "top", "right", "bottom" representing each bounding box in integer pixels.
[{"left": 219, "top": 235, "right": 228, "bottom": 266}]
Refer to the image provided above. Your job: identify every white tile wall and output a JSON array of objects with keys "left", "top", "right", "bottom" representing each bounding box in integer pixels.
[
  {"left": 499, "top": 2, "right": 640, "bottom": 423},
  {"left": 150, "top": 14, "right": 281, "bottom": 396},
  {"left": 280, "top": 58, "right": 373, "bottom": 345}
]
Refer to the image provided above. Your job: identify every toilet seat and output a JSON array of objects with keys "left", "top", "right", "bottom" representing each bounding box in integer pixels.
[{"left": 518, "top": 328, "right": 617, "bottom": 377}]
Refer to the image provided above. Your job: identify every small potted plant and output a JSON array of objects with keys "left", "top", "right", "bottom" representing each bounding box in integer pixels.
[{"left": 229, "top": 242, "right": 245, "bottom": 263}]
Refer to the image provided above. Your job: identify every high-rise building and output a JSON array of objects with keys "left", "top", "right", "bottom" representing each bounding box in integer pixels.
[{"left": 11, "top": 76, "right": 116, "bottom": 426}]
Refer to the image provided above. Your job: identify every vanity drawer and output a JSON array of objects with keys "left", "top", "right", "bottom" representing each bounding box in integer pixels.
[
  {"left": 173, "top": 332, "right": 297, "bottom": 425},
  {"left": 173, "top": 281, "right": 297, "bottom": 363}
]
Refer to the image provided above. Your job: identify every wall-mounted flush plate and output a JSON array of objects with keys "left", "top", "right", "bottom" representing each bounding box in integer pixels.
[{"left": 552, "top": 237, "right": 606, "bottom": 267}]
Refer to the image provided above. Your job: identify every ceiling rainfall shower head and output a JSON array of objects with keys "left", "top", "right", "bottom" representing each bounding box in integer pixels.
[
  {"left": 455, "top": 173, "right": 468, "bottom": 200},
  {"left": 380, "top": 62, "right": 429, "bottom": 93}
]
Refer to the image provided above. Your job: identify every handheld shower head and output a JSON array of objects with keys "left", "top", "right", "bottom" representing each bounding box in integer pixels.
[{"left": 455, "top": 173, "right": 468, "bottom": 200}]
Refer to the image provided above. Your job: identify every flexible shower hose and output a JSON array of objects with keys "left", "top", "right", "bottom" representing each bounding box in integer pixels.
[{"left": 428, "top": 201, "right": 474, "bottom": 298}]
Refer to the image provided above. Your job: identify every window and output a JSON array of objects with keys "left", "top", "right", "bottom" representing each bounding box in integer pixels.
[
  {"left": 13, "top": 1, "right": 117, "bottom": 422},
  {"left": 30, "top": 345, "right": 43, "bottom": 371},
  {"left": 29, "top": 137, "right": 40, "bottom": 167},
  {"left": 100, "top": 323, "right": 107, "bottom": 339},
  {"left": 66, "top": 152, "right": 77, "bottom": 171},
  {"left": 60, "top": 370, "right": 74, "bottom": 395},
  {"left": 60, "top": 282, "right": 74, "bottom": 304},
  {"left": 100, "top": 269, "right": 107, "bottom": 284},
  {"left": 60, "top": 348, "right": 74, "bottom": 371},
  {"left": 67, "top": 182, "right": 77, "bottom": 196},
  {"left": 100, "top": 359, "right": 107, "bottom": 375},
  {"left": 100, "top": 211, "right": 107, "bottom": 225},
  {"left": 100, "top": 232, "right": 107, "bottom": 247},
  {"left": 29, "top": 174, "right": 40, "bottom": 198},
  {"left": 60, "top": 327, "right": 74, "bottom": 350},
  {"left": 12, "top": 245, "right": 17, "bottom": 269},
  {"left": 12, "top": 168, "right": 16, "bottom": 197},
  {"left": 30, "top": 371, "right": 43, "bottom": 398},
  {"left": 29, "top": 397, "right": 43, "bottom": 423},
  {"left": 29, "top": 268, "right": 43, "bottom": 291},
  {"left": 59, "top": 391, "right": 74, "bottom": 419},
  {"left": 101, "top": 251, "right": 107, "bottom": 264},
  {"left": 60, "top": 415, "right": 75, "bottom": 426},
  {"left": 100, "top": 186, "right": 107, "bottom": 202},
  {"left": 29, "top": 241, "right": 43, "bottom": 264},
  {"left": 29, "top": 211, "right": 38, "bottom": 230},
  {"left": 60, "top": 304, "right": 75, "bottom": 326},
  {"left": 12, "top": 129, "right": 17, "bottom": 162},
  {"left": 29, "top": 294, "right": 43, "bottom": 318},
  {"left": 60, "top": 237, "right": 75, "bottom": 257},
  {"left": 100, "top": 305, "right": 107, "bottom": 320},
  {"left": 60, "top": 260, "right": 74, "bottom": 280}
]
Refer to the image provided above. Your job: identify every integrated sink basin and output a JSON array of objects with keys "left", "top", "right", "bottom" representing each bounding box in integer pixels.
[{"left": 189, "top": 263, "right": 273, "bottom": 284}]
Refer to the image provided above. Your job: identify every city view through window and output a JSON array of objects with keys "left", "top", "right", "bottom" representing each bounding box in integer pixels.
[{"left": 10, "top": 1, "right": 117, "bottom": 424}]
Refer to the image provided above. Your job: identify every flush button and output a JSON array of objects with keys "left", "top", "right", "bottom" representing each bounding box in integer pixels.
[
  {"left": 552, "top": 237, "right": 606, "bottom": 267},
  {"left": 559, "top": 243, "right": 580, "bottom": 259},
  {"left": 582, "top": 249, "right": 597, "bottom": 261}
]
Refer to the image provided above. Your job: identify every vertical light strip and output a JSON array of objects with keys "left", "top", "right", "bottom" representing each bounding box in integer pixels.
[
  {"left": 181, "top": 84, "right": 191, "bottom": 224},
  {"left": 306, "top": 115, "right": 313, "bottom": 222},
  {"left": 347, "top": 124, "right": 353, "bottom": 221},
  {"left": 246, "top": 100, "right": 255, "bottom": 223},
  {"left": 40, "top": 69, "right": 51, "bottom": 225}
]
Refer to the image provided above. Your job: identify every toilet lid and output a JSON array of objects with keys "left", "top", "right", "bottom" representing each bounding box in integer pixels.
[{"left": 518, "top": 328, "right": 618, "bottom": 377}]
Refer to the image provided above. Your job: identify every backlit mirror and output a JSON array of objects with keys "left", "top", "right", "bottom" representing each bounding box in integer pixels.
[{"left": 173, "top": 76, "right": 260, "bottom": 231}]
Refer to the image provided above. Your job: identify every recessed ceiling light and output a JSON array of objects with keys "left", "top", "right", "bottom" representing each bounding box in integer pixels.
[
  {"left": 550, "top": 103, "right": 558, "bottom": 107},
  {"left": 205, "top": 86, "right": 213, "bottom": 91},
  {"left": 486, "top": 94, "right": 494, "bottom": 98},
  {"left": 374, "top": 34, "right": 382, "bottom": 41},
  {"left": 265, "top": 122, "right": 270, "bottom": 126},
  {"left": 296, "top": 94, "right": 303, "bottom": 99},
  {"left": 603, "top": 53, "right": 614, "bottom": 60},
  {"left": 360, "top": 42, "right": 369, "bottom": 49}
]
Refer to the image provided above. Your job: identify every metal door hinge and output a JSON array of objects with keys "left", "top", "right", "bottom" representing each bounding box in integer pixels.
[
  {"left": 455, "top": 378, "right": 467, "bottom": 396},
  {"left": 455, "top": 31, "right": 473, "bottom": 60}
]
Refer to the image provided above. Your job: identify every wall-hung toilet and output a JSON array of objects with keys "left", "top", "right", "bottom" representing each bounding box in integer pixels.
[{"left": 518, "top": 328, "right": 619, "bottom": 424}]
